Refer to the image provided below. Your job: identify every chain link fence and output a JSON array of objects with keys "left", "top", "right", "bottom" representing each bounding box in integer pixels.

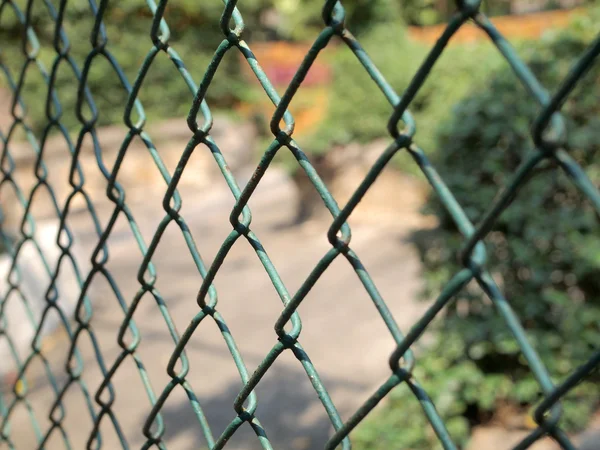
[{"left": 1, "top": 0, "right": 599, "bottom": 449}]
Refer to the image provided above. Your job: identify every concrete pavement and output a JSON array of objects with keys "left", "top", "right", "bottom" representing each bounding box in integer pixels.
[{"left": 1, "top": 167, "right": 429, "bottom": 450}]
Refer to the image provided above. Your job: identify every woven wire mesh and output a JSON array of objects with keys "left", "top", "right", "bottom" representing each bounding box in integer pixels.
[{"left": 0, "top": 0, "right": 599, "bottom": 449}]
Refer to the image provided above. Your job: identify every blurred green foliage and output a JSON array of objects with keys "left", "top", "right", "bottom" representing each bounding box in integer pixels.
[
  {"left": 0, "top": 0, "right": 401, "bottom": 136},
  {"left": 401, "top": 0, "right": 449, "bottom": 25},
  {"left": 305, "top": 24, "right": 504, "bottom": 160},
  {"left": 399, "top": 0, "right": 596, "bottom": 26},
  {"left": 353, "top": 9, "right": 600, "bottom": 450},
  {"left": 271, "top": 0, "right": 402, "bottom": 40},
  {"left": 0, "top": 0, "right": 279, "bottom": 133},
  {"left": 399, "top": 0, "right": 525, "bottom": 27}
]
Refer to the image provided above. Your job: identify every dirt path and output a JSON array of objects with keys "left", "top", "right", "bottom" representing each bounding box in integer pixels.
[{"left": 2, "top": 166, "right": 430, "bottom": 450}]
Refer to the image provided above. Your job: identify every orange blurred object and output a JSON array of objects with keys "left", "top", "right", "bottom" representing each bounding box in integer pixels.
[
  {"left": 237, "top": 42, "right": 332, "bottom": 137},
  {"left": 407, "top": 7, "right": 585, "bottom": 45}
]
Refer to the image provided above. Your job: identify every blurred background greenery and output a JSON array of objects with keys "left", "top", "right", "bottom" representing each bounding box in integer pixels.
[
  {"left": 1, "top": 0, "right": 599, "bottom": 448},
  {"left": 352, "top": 7, "right": 600, "bottom": 449}
]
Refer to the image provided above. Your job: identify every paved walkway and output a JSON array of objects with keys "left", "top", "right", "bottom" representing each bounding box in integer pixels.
[{"left": 2, "top": 168, "right": 429, "bottom": 449}]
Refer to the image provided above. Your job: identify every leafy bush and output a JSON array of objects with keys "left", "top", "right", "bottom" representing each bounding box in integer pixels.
[
  {"left": 270, "top": 0, "right": 401, "bottom": 40},
  {"left": 304, "top": 22, "right": 420, "bottom": 153},
  {"left": 354, "top": 9, "right": 600, "bottom": 450},
  {"left": 399, "top": 0, "right": 597, "bottom": 26},
  {"left": 305, "top": 22, "right": 503, "bottom": 159},
  {"left": 400, "top": 0, "right": 448, "bottom": 26},
  {"left": 0, "top": 0, "right": 403, "bottom": 136},
  {"left": 0, "top": 1, "right": 273, "bottom": 134}
]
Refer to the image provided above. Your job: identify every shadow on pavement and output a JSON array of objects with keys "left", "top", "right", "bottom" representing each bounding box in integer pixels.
[{"left": 153, "top": 363, "right": 366, "bottom": 450}]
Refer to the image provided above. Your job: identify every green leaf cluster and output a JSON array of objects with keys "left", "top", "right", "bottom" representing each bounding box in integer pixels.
[{"left": 354, "top": 9, "right": 600, "bottom": 449}]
